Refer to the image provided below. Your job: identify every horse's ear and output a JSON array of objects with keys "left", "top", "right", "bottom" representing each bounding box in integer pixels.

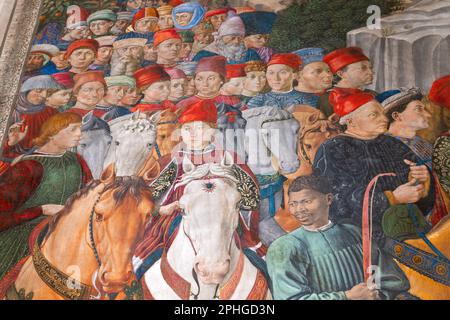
[
  {"left": 182, "top": 156, "right": 196, "bottom": 174},
  {"left": 221, "top": 151, "right": 234, "bottom": 168},
  {"left": 100, "top": 163, "right": 116, "bottom": 184},
  {"left": 131, "top": 111, "right": 141, "bottom": 121},
  {"left": 307, "top": 112, "right": 320, "bottom": 125},
  {"left": 149, "top": 111, "right": 161, "bottom": 124},
  {"left": 174, "top": 107, "right": 184, "bottom": 117},
  {"left": 138, "top": 156, "right": 161, "bottom": 183},
  {"left": 328, "top": 113, "right": 340, "bottom": 124}
]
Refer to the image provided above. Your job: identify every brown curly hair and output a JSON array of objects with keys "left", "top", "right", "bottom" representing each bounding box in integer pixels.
[
  {"left": 33, "top": 112, "right": 82, "bottom": 147},
  {"left": 245, "top": 60, "right": 267, "bottom": 74}
]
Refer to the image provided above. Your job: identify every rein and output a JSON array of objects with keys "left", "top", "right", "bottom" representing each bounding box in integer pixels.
[{"left": 88, "top": 195, "right": 102, "bottom": 267}]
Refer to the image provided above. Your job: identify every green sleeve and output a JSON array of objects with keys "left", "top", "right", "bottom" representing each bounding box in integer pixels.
[{"left": 266, "top": 235, "right": 347, "bottom": 300}]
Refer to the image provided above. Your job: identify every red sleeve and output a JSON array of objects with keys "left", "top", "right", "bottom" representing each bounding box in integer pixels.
[
  {"left": 0, "top": 160, "right": 44, "bottom": 231},
  {"left": 75, "top": 154, "right": 93, "bottom": 186},
  {"left": 2, "top": 143, "right": 21, "bottom": 159}
]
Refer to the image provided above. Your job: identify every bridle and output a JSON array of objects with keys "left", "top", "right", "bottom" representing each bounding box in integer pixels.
[
  {"left": 87, "top": 195, "right": 103, "bottom": 267},
  {"left": 154, "top": 119, "right": 179, "bottom": 159}
]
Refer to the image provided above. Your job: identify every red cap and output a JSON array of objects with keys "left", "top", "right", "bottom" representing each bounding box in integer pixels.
[
  {"left": 134, "top": 65, "right": 171, "bottom": 89},
  {"left": 226, "top": 63, "right": 246, "bottom": 79},
  {"left": 73, "top": 71, "right": 106, "bottom": 93},
  {"left": 65, "top": 39, "right": 99, "bottom": 59},
  {"left": 179, "top": 99, "right": 218, "bottom": 124},
  {"left": 166, "top": 68, "right": 187, "bottom": 80},
  {"left": 205, "top": 8, "right": 236, "bottom": 20},
  {"left": 429, "top": 75, "right": 450, "bottom": 110},
  {"left": 52, "top": 72, "right": 74, "bottom": 89},
  {"left": 195, "top": 56, "right": 227, "bottom": 78},
  {"left": 268, "top": 53, "right": 302, "bottom": 70},
  {"left": 154, "top": 29, "right": 182, "bottom": 48},
  {"left": 329, "top": 87, "right": 366, "bottom": 109},
  {"left": 132, "top": 7, "right": 159, "bottom": 30},
  {"left": 334, "top": 92, "right": 375, "bottom": 117},
  {"left": 323, "top": 47, "right": 369, "bottom": 73}
]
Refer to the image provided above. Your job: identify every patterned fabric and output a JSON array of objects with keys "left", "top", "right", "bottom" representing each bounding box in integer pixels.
[
  {"left": 433, "top": 133, "right": 450, "bottom": 196},
  {"left": 247, "top": 90, "right": 319, "bottom": 109}
]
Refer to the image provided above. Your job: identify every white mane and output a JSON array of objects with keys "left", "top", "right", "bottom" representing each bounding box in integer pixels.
[
  {"left": 174, "top": 163, "right": 238, "bottom": 190},
  {"left": 242, "top": 106, "right": 293, "bottom": 127}
]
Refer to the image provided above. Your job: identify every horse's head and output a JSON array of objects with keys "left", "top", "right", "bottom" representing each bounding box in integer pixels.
[
  {"left": 154, "top": 109, "right": 181, "bottom": 158},
  {"left": 78, "top": 112, "right": 112, "bottom": 179},
  {"left": 91, "top": 162, "right": 160, "bottom": 293},
  {"left": 105, "top": 112, "right": 158, "bottom": 176},
  {"left": 243, "top": 107, "right": 300, "bottom": 175},
  {"left": 297, "top": 111, "right": 341, "bottom": 165},
  {"left": 175, "top": 152, "right": 241, "bottom": 285}
]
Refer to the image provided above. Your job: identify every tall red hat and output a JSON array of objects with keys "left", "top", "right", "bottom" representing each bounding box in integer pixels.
[
  {"left": 334, "top": 91, "right": 375, "bottom": 117},
  {"left": 73, "top": 71, "right": 106, "bottom": 93},
  {"left": 153, "top": 29, "right": 182, "bottom": 48},
  {"left": 268, "top": 53, "right": 302, "bottom": 70},
  {"left": 205, "top": 8, "right": 236, "bottom": 20},
  {"left": 65, "top": 39, "right": 99, "bottom": 59},
  {"left": 324, "top": 47, "right": 369, "bottom": 74},
  {"left": 132, "top": 7, "right": 159, "bottom": 30},
  {"left": 429, "top": 75, "right": 450, "bottom": 110},
  {"left": 226, "top": 63, "right": 246, "bottom": 79},
  {"left": 195, "top": 56, "right": 227, "bottom": 78},
  {"left": 134, "top": 65, "right": 170, "bottom": 89},
  {"left": 179, "top": 99, "right": 218, "bottom": 124}
]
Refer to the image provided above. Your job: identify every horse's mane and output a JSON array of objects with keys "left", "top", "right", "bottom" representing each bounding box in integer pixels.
[
  {"left": 242, "top": 106, "right": 293, "bottom": 127},
  {"left": 174, "top": 163, "right": 238, "bottom": 190},
  {"left": 46, "top": 177, "right": 152, "bottom": 237}
]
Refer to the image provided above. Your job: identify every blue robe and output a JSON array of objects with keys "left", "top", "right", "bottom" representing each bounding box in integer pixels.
[
  {"left": 313, "top": 134, "right": 435, "bottom": 242},
  {"left": 247, "top": 90, "right": 317, "bottom": 109}
]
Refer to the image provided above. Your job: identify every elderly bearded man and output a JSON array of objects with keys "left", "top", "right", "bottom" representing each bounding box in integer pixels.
[
  {"left": 313, "top": 92, "right": 435, "bottom": 242},
  {"left": 23, "top": 44, "right": 60, "bottom": 81},
  {"left": 267, "top": 175, "right": 410, "bottom": 300},
  {"left": 193, "top": 15, "right": 261, "bottom": 64},
  {"left": 111, "top": 32, "right": 147, "bottom": 76}
]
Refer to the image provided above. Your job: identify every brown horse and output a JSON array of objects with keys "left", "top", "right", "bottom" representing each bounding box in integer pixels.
[
  {"left": 7, "top": 162, "right": 160, "bottom": 300},
  {"left": 395, "top": 215, "right": 450, "bottom": 300},
  {"left": 417, "top": 97, "right": 450, "bottom": 144},
  {"left": 149, "top": 109, "right": 182, "bottom": 160},
  {"left": 275, "top": 105, "right": 341, "bottom": 232}
]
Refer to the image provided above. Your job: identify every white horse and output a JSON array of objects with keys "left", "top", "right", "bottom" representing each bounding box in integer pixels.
[
  {"left": 142, "top": 153, "right": 271, "bottom": 300},
  {"left": 242, "top": 107, "right": 300, "bottom": 246},
  {"left": 103, "top": 111, "right": 160, "bottom": 176}
]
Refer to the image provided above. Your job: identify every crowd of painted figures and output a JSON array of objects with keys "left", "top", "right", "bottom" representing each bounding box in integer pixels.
[{"left": 0, "top": 0, "right": 449, "bottom": 301}]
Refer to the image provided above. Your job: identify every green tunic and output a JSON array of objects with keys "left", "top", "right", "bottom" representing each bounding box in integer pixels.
[
  {"left": 266, "top": 222, "right": 410, "bottom": 300},
  {"left": 0, "top": 152, "right": 83, "bottom": 280}
]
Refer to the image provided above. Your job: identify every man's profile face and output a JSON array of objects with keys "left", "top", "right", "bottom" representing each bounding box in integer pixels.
[
  {"left": 27, "top": 54, "right": 46, "bottom": 72},
  {"left": 288, "top": 189, "right": 332, "bottom": 227}
]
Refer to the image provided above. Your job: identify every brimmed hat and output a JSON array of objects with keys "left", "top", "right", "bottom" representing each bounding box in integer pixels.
[
  {"left": 21, "top": 75, "right": 63, "bottom": 93},
  {"left": 87, "top": 9, "right": 117, "bottom": 25}
]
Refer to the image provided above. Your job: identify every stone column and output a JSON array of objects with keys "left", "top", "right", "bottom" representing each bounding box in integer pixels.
[{"left": 0, "top": 0, "right": 43, "bottom": 153}]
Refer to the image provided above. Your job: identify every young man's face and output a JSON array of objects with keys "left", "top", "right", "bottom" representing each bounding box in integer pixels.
[
  {"left": 156, "top": 39, "right": 182, "bottom": 62},
  {"left": 97, "top": 46, "right": 114, "bottom": 63},
  {"left": 67, "top": 27, "right": 88, "bottom": 40},
  {"left": 194, "top": 71, "right": 223, "bottom": 97},
  {"left": 158, "top": 15, "right": 174, "bottom": 30},
  {"left": 209, "top": 14, "right": 227, "bottom": 31},
  {"left": 142, "top": 80, "right": 171, "bottom": 102},
  {"left": 392, "top": 100, "right": 431, "bottom": 131},
  {"left": 298, "top": 61, "right": 333, "bottom": 92},
  {"left": 288, "top": 189, "right": 332, "bottom": 227},
  {"left": 135, "top": 17, "right": 158, "bottom": 33},
  {"left": 179, "top": 42, "right": 193, "bottom": 59},
  {"left": 180, "top": 121, "right": 215, "bottom": 150},
  {"left": 339, "top": 60, "right": 374, "bottom": 88},
  {"left": 68, "top": 48, "right": 96, "bottom": 69},
  {"left": 266, "top": 64, "right": 296, "bottom": 92},
  {"left": 89, "top": 20, "right": 114, "bottom": 36},
  {"left": 52, "top": 52, "right": 70, "bottom": 70},
  {"left": 104, "top": 85, "right": 128, "bottom": 105},
  {"left": 244, "top": 71, "right": 266, "bottom": 94},
  {"left": 169, "top": 78, "right": 187, "bottom": 100},
  {"left": 52, "top": 122, "right": 82, "bottom": 149},
  {"left": 121, "top": 87, "right": 141, "bottom": 107},
  {"left": 47, "top": 89, "right": 72, "bottom": 107}
]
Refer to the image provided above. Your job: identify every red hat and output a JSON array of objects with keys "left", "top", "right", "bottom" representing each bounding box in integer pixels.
[
  {"left": 334, "top": 91, "right": 375, "bottom": 118},
  {"left": 153, "top": 29, "right": 182, "bottom": 48},
  {"left": 324, "top": 47, "right": 369, "bottom": 74},
  {"left": 73, "top": 71, "right": 106, "bottom": 93},
  {"left": 134, "top": 65, "right": 171, "bottom": 89},
  {"left": 132, "top": 7, "right": 159, "bottom": 30},
  {"left": 268, "top": 53, "right": 302, "bottom": 70},
  {"left": 65, "top": 39, "right": 99, "bottom": 59},
  {"left": 205, "top": 8, "right": 236, "bottom": 20},
  {"left": 166, "top": 68, "right": 187, "bottom": 80},
  {"left": 179, "top": 99, "right": 218, "bottom": 124},
  {"left": 226, "top": 63, "right": 246, "bottom": 79},
  {"left": 429, "top": 75, "right": 450, "bottom": 110},
  {"left": 195, "top": 56, "right": 227, "bottom": 78},
  {"left": 52, "top": 72, "right": 74, "bottom": 89}
]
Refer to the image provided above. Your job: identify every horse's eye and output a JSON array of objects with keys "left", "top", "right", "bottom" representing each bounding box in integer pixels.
[
  {"left": 115, "top": 141, "right": 120, "bottom": 146},
  {"left": 107, "top": 141, "right": 112, "bottom": 145},
  {"left": 79, "top": 143, "right": 87, "bottom": 148},
  {"left": 147, "top": 143, "right": 153, "bottom": 149},
  {"left": 95, "top": 213, "right": 104, "bottom": 222},
  {"left": 305, "top": 144, "right": 312, "bottom": 150}
]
